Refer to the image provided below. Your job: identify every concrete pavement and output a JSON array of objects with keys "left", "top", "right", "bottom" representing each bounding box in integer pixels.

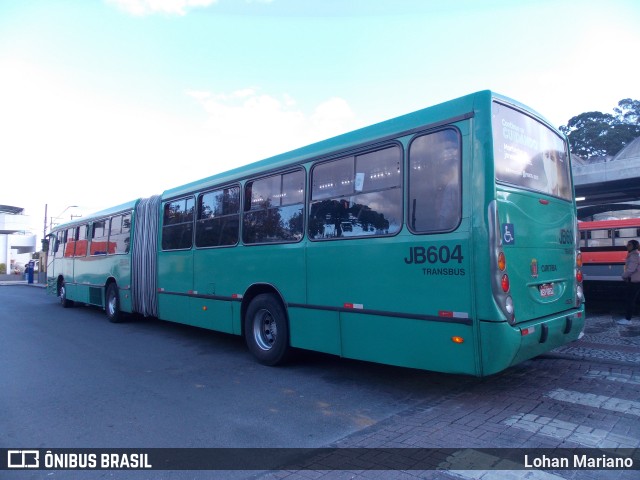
[{"left": 258, "top": 306, "right": 640, "bottom": 479}]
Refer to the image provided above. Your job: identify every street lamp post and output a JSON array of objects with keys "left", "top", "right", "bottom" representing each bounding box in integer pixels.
[
  {"left": 48, "top": 205, "right": 79, "bottom": 233},
  {"left": 41, "top": 205, "right": 79, "bottom": 277}
]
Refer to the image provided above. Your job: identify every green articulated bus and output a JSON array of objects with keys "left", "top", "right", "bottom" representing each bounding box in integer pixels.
[{"left": 46, "top": 90, "right": 585, "bottom": 376}]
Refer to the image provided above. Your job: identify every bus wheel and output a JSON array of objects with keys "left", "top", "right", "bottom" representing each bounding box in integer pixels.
[
  {"left": 106, "top": 283, "right": 122, "bottom": 323},
  {"left": 59, "top": 280, "right": 74, "bottom": 308},
  {"left": 244, "top": 294, "right": 290, "bottom": 366}
]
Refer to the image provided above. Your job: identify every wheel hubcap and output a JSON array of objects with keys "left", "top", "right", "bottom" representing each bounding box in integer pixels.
[
  {"left": 108, "top": 293, "right": 116, "bottom": 316},
  {"left": 253, "top": 309, "right": 277, "bottom": 351}
]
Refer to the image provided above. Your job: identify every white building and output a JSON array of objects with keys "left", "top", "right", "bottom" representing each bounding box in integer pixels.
[{"left": 0, "top": 205, "right": 37, "bottom": 273}]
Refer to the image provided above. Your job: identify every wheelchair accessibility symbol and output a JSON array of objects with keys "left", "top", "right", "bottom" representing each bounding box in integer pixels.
[{"left": 502, "top": 223, "right": 515, "bottom": 245}]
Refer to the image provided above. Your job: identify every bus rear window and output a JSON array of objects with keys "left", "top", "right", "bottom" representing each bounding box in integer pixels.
[{"left": 492, "top": 102, "right": 572, "bottom": 201}]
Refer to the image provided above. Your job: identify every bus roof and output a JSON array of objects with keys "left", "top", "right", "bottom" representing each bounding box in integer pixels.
[
  {"left": 161, "top": 90, "right": 503, "bottom": 200},
  {"left": 53, "top": 89, "right": 556, "bottom": 227},
  {"left": 578, "top": 218, "right": 640, "bottom": 230},
  {"left": 50, "top": 198, "right": 141, "bottom": 232}
]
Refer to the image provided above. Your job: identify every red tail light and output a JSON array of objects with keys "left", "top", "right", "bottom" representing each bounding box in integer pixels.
[{"left": 501, "top": 274, "right": 510, "bottom": 293}]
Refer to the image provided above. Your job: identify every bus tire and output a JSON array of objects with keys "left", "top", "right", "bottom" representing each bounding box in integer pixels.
[
  {"left": 59, "top": 280, "right": 74, "bottom": 308},
  {"left": 106, "top": 283, "right": 122, "bottom": 323},
  {"left": 244, "top": 294, "right": 290, "bottom": 366}
]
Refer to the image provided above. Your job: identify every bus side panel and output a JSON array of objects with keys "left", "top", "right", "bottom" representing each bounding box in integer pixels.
[
  {"left": 58, "top": 258, "right": 79, "bottom": 301},
  {"left": 579, "top": 220, "right": 639, "bottom": 282},
  {"left": 231, "top": 301, "right": 242, "bottom": 335},
  {"left": 112, "top": 254, "right": 133, "bottom": 314},
  {"left": 66, "top": 278, "right": 81, "bottom": 302},
  {"left": 46, "top": 243, "right": 57, "bottom": 295},
  {"left": 188, "top": 298, "right": 233, "bottom": 332},
  {"left": 119, "top": 287, "right": 133, "bottom": 314},
  {"left": 73, "top": 256, "right": 105, "bottom": 306},
  {"left": 233, "top": 242, "right": 306, "bottom": 311},
  {"left": 67, "top": 253, "right": 87, "bottom": 304},
  {"left": 59, "top": 258, "right": 75, "bottom": 295},
  {"left": 74, "top": 257, "right": 90, "bottom": 304},
  {"left": 192, "top": 247, "right": 236, "bottom": 333},
  {"left": 582, "top": 263, "right": 624, "bottom": 282},
  {"left": 289, "top": 308, "right": 341, "bottom": 356},
  {"left": 195, "top": 243, "right": 306, "bottom": 334},
  {"left": 478, "top": 321, "right": 521, "bottom": 375},
  {"left": 306, "top": 235, "right": 476, "bottom": 373},
  {"left": 340, "top": 313, "right": 476, "bottom": 374},
  {"left": 157, "top": 250, "right": 193, "bottom": 325},
  {"left": 70, "top": 253, "right": 133, "bottom": 310}
]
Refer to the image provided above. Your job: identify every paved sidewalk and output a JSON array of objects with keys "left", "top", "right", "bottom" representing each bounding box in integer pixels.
[
  {"left": 259, "top": 308, "right": 640, "bottom": 480},
  {"left": 553, "top": 311, "right": 640, "bottom": 364}
]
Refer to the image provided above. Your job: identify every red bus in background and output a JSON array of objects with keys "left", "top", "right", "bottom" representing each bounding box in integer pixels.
[{"left": 579, "top": 218, "right": 640, "bottom": 282}]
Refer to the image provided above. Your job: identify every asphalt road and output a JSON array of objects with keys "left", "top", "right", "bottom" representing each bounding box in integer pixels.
[
  {"left": 0, "top": 286, "right": 465, "bottom": 478},
  {"left": 2, "top": 284, "right": 639, "bottom": 480}
]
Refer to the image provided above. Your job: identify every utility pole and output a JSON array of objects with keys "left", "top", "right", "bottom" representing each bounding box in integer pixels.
[{"left": 43, "top": 203, "right": 48, "bottom": 239}]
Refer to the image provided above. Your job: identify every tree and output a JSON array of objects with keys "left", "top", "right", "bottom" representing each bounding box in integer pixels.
[
  {"left": 560, "top": 99, "right": 640, "bottom": 160},
  {"left": 614, "top": 98, "right": 640, "bottom": 125}
]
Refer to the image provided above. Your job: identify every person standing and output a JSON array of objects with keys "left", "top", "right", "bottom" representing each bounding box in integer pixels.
[{"left": 619, "top": 239, "right": 640, "bottom": 324}]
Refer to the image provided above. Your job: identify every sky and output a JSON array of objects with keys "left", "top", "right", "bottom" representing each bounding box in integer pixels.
[{"left": 1, "top": 0, "right": 639, "bottom": 240}]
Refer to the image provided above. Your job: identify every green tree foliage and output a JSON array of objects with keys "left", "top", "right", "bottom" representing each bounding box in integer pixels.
[
  {"left": 560, "top": 99, "right": 640, "bottom": 160},
  {"left": 614, "top": 98, "right": 640, "bottom": 125}
]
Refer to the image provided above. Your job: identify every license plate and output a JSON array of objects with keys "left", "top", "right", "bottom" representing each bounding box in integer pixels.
[{"left": 539, "top": 283, "right": 554, "bottom": 297}]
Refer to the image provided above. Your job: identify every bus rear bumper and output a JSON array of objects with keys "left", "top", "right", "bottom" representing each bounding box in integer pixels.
[{"left": 480, "top": 305, "right": 585, "bottom": 376}]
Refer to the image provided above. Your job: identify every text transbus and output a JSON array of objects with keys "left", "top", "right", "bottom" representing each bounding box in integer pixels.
[{"left": 47, "top": 90, "right": 585, "bottom": 376}]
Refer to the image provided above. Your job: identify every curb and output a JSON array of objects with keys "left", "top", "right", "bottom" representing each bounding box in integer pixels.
[{"left": 0, "top": 281, "right": 46, "bottom": 288}]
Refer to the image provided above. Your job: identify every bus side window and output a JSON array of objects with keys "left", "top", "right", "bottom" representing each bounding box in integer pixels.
[
  {"left": 63, "top": 229, "right": 74, "bottom": 257},
  {"left": 408, "top": 129, "right": 461, "bottom": 234},
  {"left": 49, "top": 235, "right": 57, "bottom": 255},
  {"left": 196, "top": 186, "right": 240, "bottom": 248},
  {"left": 109, "top": 214, "right": 131, "bottom": 255},
  {"left": 588, "top": 229, "right": 609, "bottom": 247},
  {"left": 308, "top": 145, "right": 402, "bottom": 239},
  {"left": 122, "top": 214, "right": 131, "bottom": 254},
  {"left": 243, "top": 170, "right": 305, "bottom": 244},
  {"left": 54, "top": 232, "right": 65, "bottom": 258},
  {"left": 90, "top": 220, "right": 108, "bottom": 255},
  {"left": 616, "top": 227, "right": 639, "bottom": 246},
  {"left": 73, "top": 225, "right": 89, "bottom": 257},
  {"left": 579, "top": 230, "right": 588, "bottom": 248},
  {"left": 161, "top": 198, "right": 195, "bottom": 250}
]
